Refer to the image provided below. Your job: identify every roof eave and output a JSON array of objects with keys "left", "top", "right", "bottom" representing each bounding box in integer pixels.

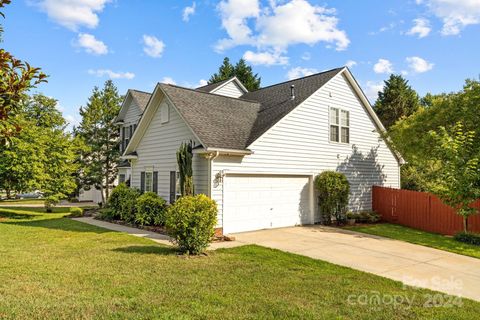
[{"left": 193, "top": 147, "right": 253, "bottom": 156}]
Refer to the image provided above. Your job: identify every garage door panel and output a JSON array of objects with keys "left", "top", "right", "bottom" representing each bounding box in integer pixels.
[{"left": 223, "top": 175, "right": 311, "bottom": 234}]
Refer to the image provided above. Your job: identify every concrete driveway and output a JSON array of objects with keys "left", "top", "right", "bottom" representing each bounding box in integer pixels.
[{"left": 231, "top": 225, "right": 480, "bottom": 302}]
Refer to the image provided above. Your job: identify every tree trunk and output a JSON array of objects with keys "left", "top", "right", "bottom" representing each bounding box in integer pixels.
[
  {"left": 6, "top": 188, "right": 11, "bottom": 199},
  {"left": 464, "top": 216, "right": 469, "bottom": 233}
]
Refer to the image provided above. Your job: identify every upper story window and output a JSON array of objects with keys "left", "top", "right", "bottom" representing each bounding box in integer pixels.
[{"left": 330, "top": 107, "right": 350, "bottom": 144}]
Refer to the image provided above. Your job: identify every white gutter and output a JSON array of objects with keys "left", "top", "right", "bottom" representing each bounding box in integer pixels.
[{"left": 193, "top": 147, "right": 253, "bottom": 156}]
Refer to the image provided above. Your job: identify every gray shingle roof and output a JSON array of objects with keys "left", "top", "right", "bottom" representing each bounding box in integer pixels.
[
  {"left": 159, "top": 68, "right": 342, "bottom": 150},
  {"left": 195, "top": 77, "right": 233, "bottom": 93},
  {"left": 130, "top": 90, "right": 151, "bottom": 111},
  {"left": 160, "top": 84, "right": 260, "bottom": 150}
]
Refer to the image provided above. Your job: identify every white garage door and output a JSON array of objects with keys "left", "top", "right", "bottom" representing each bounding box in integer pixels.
[{"left": 223, "top": 175, "right": 312, "bottom": 234}]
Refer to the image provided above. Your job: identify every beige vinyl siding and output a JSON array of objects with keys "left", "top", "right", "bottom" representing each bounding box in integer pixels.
[
  {"left": 211, "top": 81, "right": 244, "bottom": 98},
  {"left": 131, "top": 97, "right": 208, "bottom": 202},
  {"left": 123, "top": 100, "right": 143, "bottom": 125},
  {"left": 212, "top": 73, "right": 400, "bottom": 226}
]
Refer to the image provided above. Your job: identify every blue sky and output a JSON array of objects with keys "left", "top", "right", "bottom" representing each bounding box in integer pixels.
[{"left": 3, "top": 0, "right": 480, "bottom": 128}]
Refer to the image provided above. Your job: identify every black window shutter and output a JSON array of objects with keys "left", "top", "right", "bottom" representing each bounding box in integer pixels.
[
  {"left": 169, "top": 171, "right": 176, "bottom": 203},
  {"left": 130, "top": 125, "right": 134, "bottom": 139},
  {"left": 140, "top": 172, "right": 145, "bottom": 193},
  {"left": 153, "top": 172, "right": 158, "bottom": 194},
  {"left": 121, "top": 127, "right": 126, "bottom": 151}
]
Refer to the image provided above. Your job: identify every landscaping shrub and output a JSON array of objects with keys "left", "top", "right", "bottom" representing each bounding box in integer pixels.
[
  {"left": 454, "top": 232, "right": 480, "bottom": 246},
  {"left": 355, "top": 211, "right": 381, "bottom": 223},
  {"left": 96, "top": 208, "right": 116, "bottom": 221},
  {"left": 135, "top": 192, "right": 167, "bottom": 226},
  {"left": 165, "top": 194, "right": 217, "bottom": 255},
  {"left": 314, "top": 171, "right": 350, "bottom": 225},
  {"left": 108, "top": 184, "right": 140, "bottom": 222},
  {"left": 69, "top": 207, "right": 83, "bottom": 217}
]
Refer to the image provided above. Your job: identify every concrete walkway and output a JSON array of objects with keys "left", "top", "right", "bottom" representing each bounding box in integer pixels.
[{"left": 73, "top": 218, "right": 480, "bottom": 301}]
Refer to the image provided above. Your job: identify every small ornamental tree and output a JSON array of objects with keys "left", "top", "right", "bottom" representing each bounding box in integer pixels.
[
  {"left": 176, "top": 141, "right": 194, "bottom": 196},
  {"left": 314, "top": 171, "right": 350, "bottom": 225},
  {"left": 429, "top": 123, "right": 480, "bottom": 232}
]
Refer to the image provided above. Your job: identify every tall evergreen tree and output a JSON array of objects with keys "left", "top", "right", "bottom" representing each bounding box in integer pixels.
[
  {"left": 374, "top": 74, "right": 419, "bottom": 129},
  {"left": 76, "top": 80, "right": 123, "bottom": 203},
  {"left": 208, "top": 57, "right": 261, "bottom": 91}
]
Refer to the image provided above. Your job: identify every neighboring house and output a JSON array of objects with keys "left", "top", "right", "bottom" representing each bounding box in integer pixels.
[
  {"left": 115, "top": 67, "right": 403, "bottom": 234},
  {"left": 115, "top": 89, "right": 152, "bottom": 186}
]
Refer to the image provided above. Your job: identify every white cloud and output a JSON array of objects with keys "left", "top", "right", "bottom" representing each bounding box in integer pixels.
[
  {"left": 243, "top": 50, "right": 288, "bottom": 66},
  {"left": 88, "top": 69, "right": 135, "bottom": 79},
  {"left": 65, "top": 113, "right": 81, "bottom": 131},
  {"left": 183, "top": 2, "right": 196, "bottom": 22},
  {"left": 406, "top": 56, "right": 434, "bottom": 73},
  {"left": 286, "top": 67, "right": 318, "bottom": 80},
  {"left": 36, "top": 0, "right": 111, "bottom": 31},
  {"left": 345, "top": 60, "right": 357, "bottom": 68},
  {"left": 161, "top": 77, "right": 176, "bottom": 85},
  {"left": 406, "top": 18, "right": 431, "bottom": 38},
  {"left": 142, "top": 35, "right": 165, "bottom": 58},
  {"left": 76, "top": 33, "right": 108, "bottom": 55},
  {"left": 373, "top": 58, "right": 394, "bottom": 74},
  {"left": 216, "top": 0, "right": 349, "bottom": 54},
  {"left": 417, "top": 0, "right": 480, "bottom": 35},
  {"left": 365, "top": 81, "right": 384, "bottom": 103},
  {"left": 301, "top": 52, "right": 311, "bottom": 61},
  {"left": 197, "top": 79, "right": 208, "bottom": 87}
]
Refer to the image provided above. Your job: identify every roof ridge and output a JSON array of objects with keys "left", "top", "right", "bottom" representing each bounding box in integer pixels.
[
  {"left": 130, "top": 89, "right": 152, "bottom": 94},
  {"left": 160, "top": 83, "right": 260, "bottom": 104},
  {"left": 195, "top": 76, "right": 235, "bottom": 90},
  {"left": 247, "top": 67, "right": 344, "bottom": 93}
]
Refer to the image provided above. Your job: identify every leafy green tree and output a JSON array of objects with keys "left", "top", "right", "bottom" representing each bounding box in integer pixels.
[
  {"left": 0, "top": 95, "right": 78, "bottom": 201},
  {"left": 208, "top": 57, "right": 261, "bottom": 91},
  {"left": 76, "top": 80, "right": 123, "bottom": 202},
  {"left": 0, "top": 0, "right": 47, "bottom": 143},
  {"left": 429, "top": 123, "right": 480, "bottom": 232},
  {"left": 389, "top": 79, "right": 480, "bottom": 195},
  {"left": 374, "top": 74, "right": 419, "bottom": 129}
]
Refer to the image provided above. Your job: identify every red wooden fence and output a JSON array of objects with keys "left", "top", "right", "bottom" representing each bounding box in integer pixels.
[{"left": 372, "top": 186, "right": 480, "bottom": 235}]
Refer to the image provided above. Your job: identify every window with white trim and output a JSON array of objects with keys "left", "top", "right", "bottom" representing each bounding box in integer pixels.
[
  {"left": 145, "top": 171, "right": 153, "bottom": 192},
  {"left": 330, "top": 107, "right": 350, "bottom": 144}
]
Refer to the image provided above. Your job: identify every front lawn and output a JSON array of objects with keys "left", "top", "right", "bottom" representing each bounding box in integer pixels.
[
  {"left": 1, "top": 207, "right": 479, "bottom": 319},
  {"left": 345, "top": 223, "right": 480, "bottom": 259}
]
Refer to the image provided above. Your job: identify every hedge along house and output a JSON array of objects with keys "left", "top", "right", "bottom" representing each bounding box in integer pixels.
[{"left": 115, "top": 67, "right": 403, "bottom": 234}]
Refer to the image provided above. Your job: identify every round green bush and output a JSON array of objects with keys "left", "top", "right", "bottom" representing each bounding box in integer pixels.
[
  {"left": 165, "top": 194, "right": 217, "bottom": 255},
  {"left": 314, "top": 171, "right": 350, "bottom": 225},
  {"left": 135, "top": 192, "right": 167, "bottom": 226},
  {"left": 69, "top": 207, "right": 84, "bottom": 217},
  {"left": 108, "top": 183, "right": 140, "bottom": 222}
]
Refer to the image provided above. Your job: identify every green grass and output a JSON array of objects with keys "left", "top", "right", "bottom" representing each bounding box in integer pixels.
[
  {"left": 345, "top": 223, "right": 480, "bottom": 259},
  {"left": 0, "top": 198, "right": 45, "bottom": 205},
  {"left": 1, "top": 207, "right": 479, "bottom": 319}
]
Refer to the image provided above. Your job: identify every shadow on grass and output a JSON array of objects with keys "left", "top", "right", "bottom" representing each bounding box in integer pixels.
[
  {"left": 113, "top": 245, "right": 176, "bottom": 255},
  {"left": 1, "top": 217, "right": 112, "bottom": 234},
  {"left": 0, "top": 211, "right": 36, "bottom": 220}
]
